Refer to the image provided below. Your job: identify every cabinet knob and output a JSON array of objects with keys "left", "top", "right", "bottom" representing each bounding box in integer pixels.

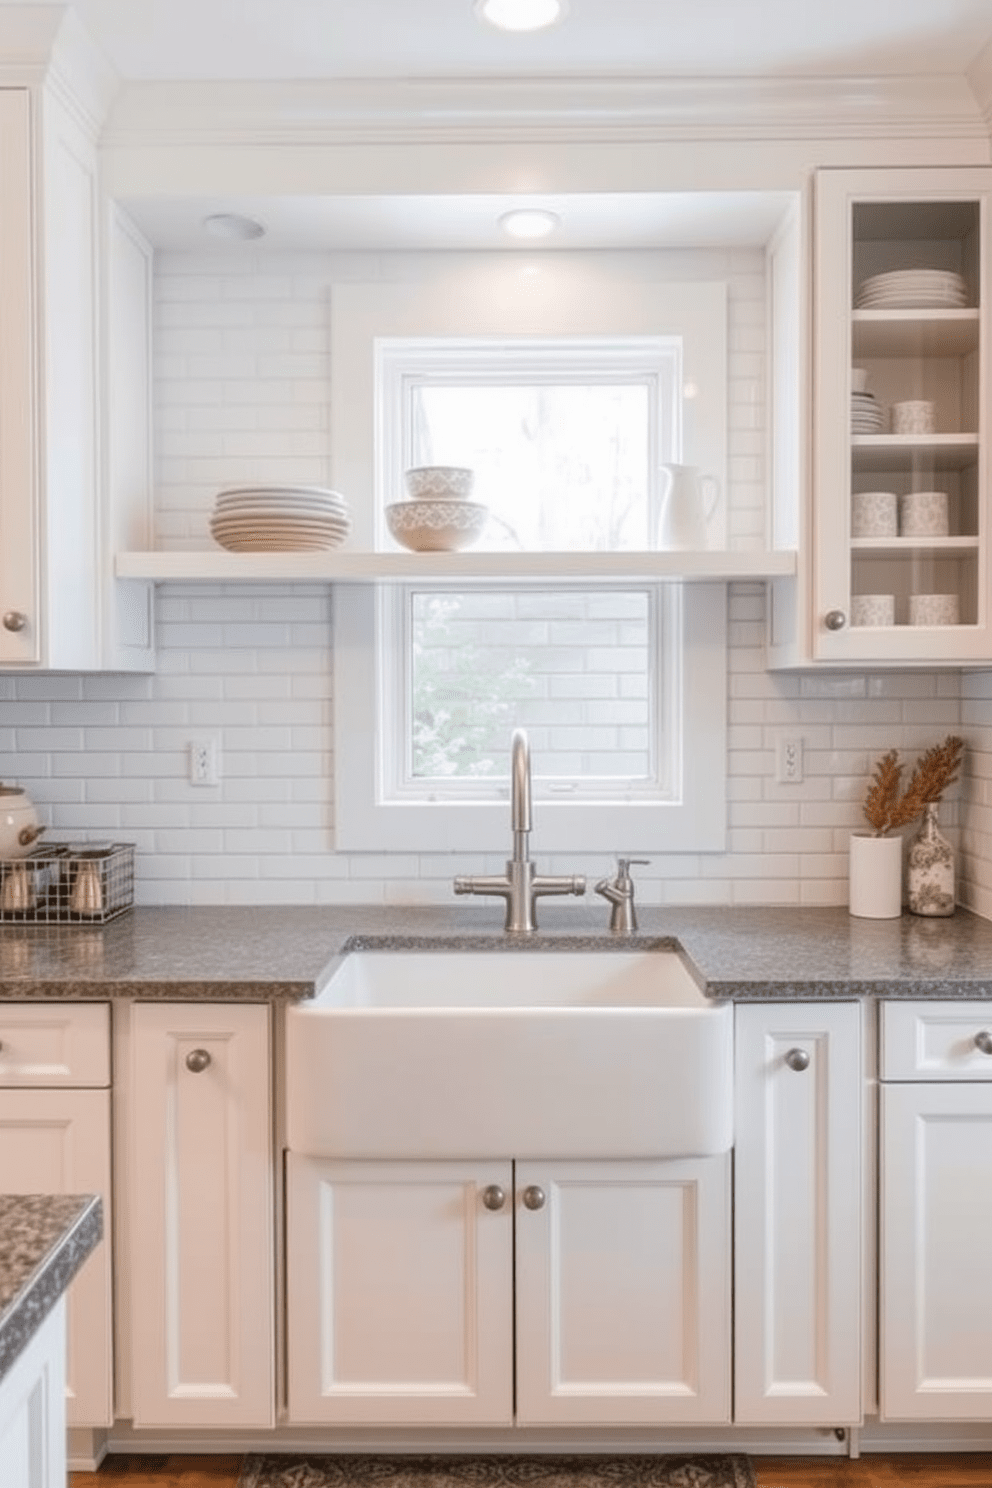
[
  {"left": 522, "top": 1185, "right": 546, "bottom": 1211},
  {"left": 185, "top": 1048, "right": 212, "bottom": 1073},
  {"left": 2, "top": 611, "right": 27, "bottom": 633},
  {"left": 974, "top": 1031, "right": 992, "bottom": 1056},
  {"left": 481, "top": 1184, "right": 506, "bottom": 1211},
  {"left": 824, "top": 610, "right": 847, "bottom": 632},
  {"left": 785, "top": 1047, "right": 811, "bottom": 1072}
]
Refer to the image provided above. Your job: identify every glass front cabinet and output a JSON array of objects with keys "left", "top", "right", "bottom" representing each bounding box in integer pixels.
[{"left": 813, "top": 167, "right": 989, "bottom": 662}]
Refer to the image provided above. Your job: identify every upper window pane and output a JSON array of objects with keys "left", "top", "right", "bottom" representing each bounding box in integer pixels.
[
  {"left": 411, "top": 383, "right": 652, "bottom": 550},
  {"left": 377, "top": 336, "right": 683, "bottom": 553}
]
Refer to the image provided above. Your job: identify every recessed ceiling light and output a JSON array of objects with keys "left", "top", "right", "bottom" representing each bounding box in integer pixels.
[
  {"left": 202, "top": 212, "right": 266, "bottom": 241},
  {"left": 499, "top": 209, "right": 561, "bottom": 240},
  {"left": 475, "top": 0, "right": 567, "bottom": 33}
]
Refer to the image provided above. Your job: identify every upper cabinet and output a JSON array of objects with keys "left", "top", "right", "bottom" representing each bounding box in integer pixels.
[
  {"left": 811, "top": 166, "right": 990, "bottom": 664},
  {"left": 0, "top": 49, "right": 154, "bottom": 671}
]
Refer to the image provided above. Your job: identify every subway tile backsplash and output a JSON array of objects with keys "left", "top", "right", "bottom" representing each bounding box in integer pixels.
[
  {"left": 0, "top": 580, "right": 977, "bottom": 911},
  {"left": 0, "top": 247, "right": 988, "bottom": 912}
]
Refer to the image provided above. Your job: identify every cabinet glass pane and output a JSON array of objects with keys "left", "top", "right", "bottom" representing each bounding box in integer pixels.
[{"left": 848, "top": 199, "right": 982, "bottom": 631}]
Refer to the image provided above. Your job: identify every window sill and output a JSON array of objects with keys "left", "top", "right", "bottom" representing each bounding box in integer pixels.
[{"left": 115, "top": 549, "right": 797, "bottom": 583}]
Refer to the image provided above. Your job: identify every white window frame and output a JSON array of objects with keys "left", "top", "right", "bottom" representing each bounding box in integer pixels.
[
  {"left": 375, "top": 335, "right": 683, "bottom": 548},
  {"left": 335, "top": 580, "right": 726, "bottom": 855}
]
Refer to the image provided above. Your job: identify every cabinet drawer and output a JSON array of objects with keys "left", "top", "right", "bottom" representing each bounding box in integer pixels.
[
  {"left": 0, "top": 1003, "right": 110, "bottom": 1087},
  {"left": 881, "top": 1000, "right": 992, "bottom": 1081}
]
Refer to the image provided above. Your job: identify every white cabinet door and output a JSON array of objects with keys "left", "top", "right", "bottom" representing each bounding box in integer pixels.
[
  {"left": 881, "top": 1081, "right": 992, "bottom": 1420},
  {"left": 0, "top": 1090, "right": 112, "bottom": 1427},
  {"left": 0, "top": 1298, "right": 66, "bottom": 1488},
  {"left": 734, "top": 1002, "right": 862, "bottom": 1424},
  {"left": 515, "top": 1157, "right": 731, "bottom": 1426},
  {"left": 0, "top": 89, "right": 37, "bottom": 664},
  {"left": 812, "top": 166, "right": 992, "bottom": 664},
  {"left": 286, "top": 1156, "right": 514, "bottom": 1426},
  {"left": 128, "top": 1003, "right": 274, "bottom": 1428}
]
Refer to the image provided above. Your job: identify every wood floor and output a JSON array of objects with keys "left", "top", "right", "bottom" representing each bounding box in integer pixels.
[{"left": 67, "top": 1455, "right": 992, "bottom": 1487}]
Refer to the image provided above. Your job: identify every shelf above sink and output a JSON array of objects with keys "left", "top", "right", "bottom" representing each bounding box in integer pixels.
[{"left": 115, "top": 548, "right": 797, "bottom": 584}]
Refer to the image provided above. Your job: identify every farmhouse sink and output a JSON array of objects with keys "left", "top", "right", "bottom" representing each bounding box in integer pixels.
[{"left": 285, "top": 950, "right": 732, "bottom": 1160}]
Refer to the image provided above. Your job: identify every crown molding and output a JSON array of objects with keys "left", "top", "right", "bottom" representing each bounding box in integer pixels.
[
  {"left": 0, "top": 5, "right": 119, "bottom": 137},
  {"left": 103, "top": 71, "right": 989, "bottom": 148},
  {"left": 968, "top": 37, "right": 992, "bottom": 137},
  {"left": 47, "top": 8, "right": 121, "bottom": 138}
]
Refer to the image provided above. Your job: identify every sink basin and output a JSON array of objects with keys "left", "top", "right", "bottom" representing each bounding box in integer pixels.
[{"left": 285, "top": 951, "right": 732, "bottom": 1160}]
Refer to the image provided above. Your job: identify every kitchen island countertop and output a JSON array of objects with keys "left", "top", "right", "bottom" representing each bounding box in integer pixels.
[
  {"left": 1, "top": 902, "right": 992, "bottom": 1000},
  {"left": 0, "top": 1194, "right": 102, "bottom": 1384}
]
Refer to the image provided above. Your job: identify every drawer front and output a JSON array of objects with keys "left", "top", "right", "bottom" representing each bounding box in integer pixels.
[
  {"left": 0, "top": 1003, "right": 110, "bottom": 1087},
  {"left": 881, "top": 1000, "right": 992, "bottom": 1081}
]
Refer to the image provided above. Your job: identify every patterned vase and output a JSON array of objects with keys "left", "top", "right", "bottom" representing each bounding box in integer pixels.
[{"left": 907, "top": 803, "right": 955, "bottom": 917}]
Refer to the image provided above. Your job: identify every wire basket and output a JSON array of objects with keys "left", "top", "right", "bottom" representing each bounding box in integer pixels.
[{"left": 0, "top": 843, "right": 135, "bottom": 924}]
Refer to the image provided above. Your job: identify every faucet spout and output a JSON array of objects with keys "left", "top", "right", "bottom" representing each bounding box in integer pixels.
[{"left": 510, "top": 728, "right": 531, "bottom": 841}]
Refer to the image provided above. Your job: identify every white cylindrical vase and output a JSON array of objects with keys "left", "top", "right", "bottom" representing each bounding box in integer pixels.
[{"left": 849, "top": 832, "right": 903, "bottom": 919}]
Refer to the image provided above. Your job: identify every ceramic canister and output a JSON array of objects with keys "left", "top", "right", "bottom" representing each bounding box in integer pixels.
[
  {"left": 909, "top": 593, "right": 960, "bottom": 626},
  {"left": 891, "top": 400, "right": 936, "bottom": 436},
  {"left": 0, "top": 785, "right": 43, "bottom": 859},
  {"left": 900, "top": 490, "right": 949, "bottom": 538},
  {"left": 851, "top": 593, "right": 895, "bottom": 627},
  {"left": 852, "top": 491, "right": 897, "bottom": 539}
]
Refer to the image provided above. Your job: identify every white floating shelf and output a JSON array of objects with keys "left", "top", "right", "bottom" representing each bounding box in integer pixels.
[{"left": 116, "top": 549, "right": 797, "bottom": 584}]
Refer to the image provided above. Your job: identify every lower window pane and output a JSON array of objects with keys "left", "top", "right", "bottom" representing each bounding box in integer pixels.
[{"left": 409, "top": 589, "right": 653, "bottom": 784}]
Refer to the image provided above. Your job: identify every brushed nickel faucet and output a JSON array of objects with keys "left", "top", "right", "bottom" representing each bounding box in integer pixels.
[
  {"left": 453, "top": 728, "right": 585, "bottom": 934},
  {"left": 595, "top": 857, "right": 650, "bottom": 933}
]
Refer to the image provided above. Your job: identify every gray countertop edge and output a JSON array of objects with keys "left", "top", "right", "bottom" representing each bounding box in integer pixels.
[
  {"left": 3, "top": 905, "right": 992, "bottom": 1001},
  {"left": 0, "top": 1195, "right": 103, "bottom": 1385}
]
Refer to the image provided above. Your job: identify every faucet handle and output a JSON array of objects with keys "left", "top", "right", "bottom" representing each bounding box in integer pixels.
[{"left": 616, "top": 857, "right": 650, "bottom": 881}]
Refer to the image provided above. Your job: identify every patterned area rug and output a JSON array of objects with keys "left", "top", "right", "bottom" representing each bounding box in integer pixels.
[{"left": 238, "top": 1454, "right": 756, "bottom": 1488}]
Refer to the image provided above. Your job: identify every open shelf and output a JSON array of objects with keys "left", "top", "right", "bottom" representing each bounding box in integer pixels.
[
  {"left": 850, "top": 536, "right": 980, "bottom": 558},
  {"left": 851, "top": 433, "right": 979, "bottom": 473},
  {"left": 115, "top": 548, "right": 798, "bottom": 584},
  {"left": 851, "top": 308, "right": 980, "bottom": 358}
]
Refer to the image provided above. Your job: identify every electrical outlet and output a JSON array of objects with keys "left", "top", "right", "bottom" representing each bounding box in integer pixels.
[
  {"left": 775, "top": 736, "right": 804, "bottom": 785},
  {"left": 188, "top": 738, "right": 220, "bottom": 787}
]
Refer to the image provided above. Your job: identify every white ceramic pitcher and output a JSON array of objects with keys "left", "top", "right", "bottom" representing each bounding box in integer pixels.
[{"left": 657, "top": 464, "right": 719, "bottom": 550}]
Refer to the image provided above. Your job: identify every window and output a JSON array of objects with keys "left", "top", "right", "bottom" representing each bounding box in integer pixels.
[
  {"left": 377, "top": 337, "right": 683, "bottom": 551},
  {"left": 330, "top": 268, "right": 728, "bottom": 855}
]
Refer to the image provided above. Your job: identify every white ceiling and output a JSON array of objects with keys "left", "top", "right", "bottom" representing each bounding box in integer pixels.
[{"left": 13, "top": 0, "right": 992, "bottom": 83}]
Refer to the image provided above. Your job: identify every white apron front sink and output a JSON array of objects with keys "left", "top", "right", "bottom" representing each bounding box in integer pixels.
[{"left": 285, "top": 950, "right": 732, "bottom": 1160}]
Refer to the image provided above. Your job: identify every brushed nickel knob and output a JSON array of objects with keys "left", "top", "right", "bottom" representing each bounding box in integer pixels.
[
  {"left": 974, "top": 1031, "right": 992, "bottom": 1056},
  {"left": 522, "top": 1185, "right": 546, "bottom": 1211},
  {"left": 824, "top": 610, "right": 847, "bottom": 632},
  {"left": 185, "top": 1048, "right": 211, "bottom": 1073},
  {"left": 785, "top": 1047, "right": 811, "bottom": 1072},
  {"left": 481, "top": 1185, "right": 506, "bottom": 1211},
  {"left": 2, "top": 611, "right": 26, "bottom": 633}
]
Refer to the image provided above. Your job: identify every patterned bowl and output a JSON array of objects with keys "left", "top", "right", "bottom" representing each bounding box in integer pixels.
[
  {"left": 386, "top": 499, "right": 488, "bottom": 552},
  {"left": 403, "top": 466, "right": 475, "bottom": 501}
]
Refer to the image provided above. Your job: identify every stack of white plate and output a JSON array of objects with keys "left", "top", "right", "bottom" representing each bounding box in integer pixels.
[
  {"left": 855, "top": 269, "right": 967, "bottom": 310},
  {"left": 852, "top": 391, "right": 884, "bottom": 434},
  {"left": 209, "top": 486, "right": 351, "bottom": 552}
]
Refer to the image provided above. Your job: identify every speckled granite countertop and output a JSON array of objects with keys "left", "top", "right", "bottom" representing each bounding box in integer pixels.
[
  {"left": 1, "top": 903, "right": 992, "bottom": 1000},
  {"left": 0, "top": 1194, "right": 102, "bottom": 1383}
]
